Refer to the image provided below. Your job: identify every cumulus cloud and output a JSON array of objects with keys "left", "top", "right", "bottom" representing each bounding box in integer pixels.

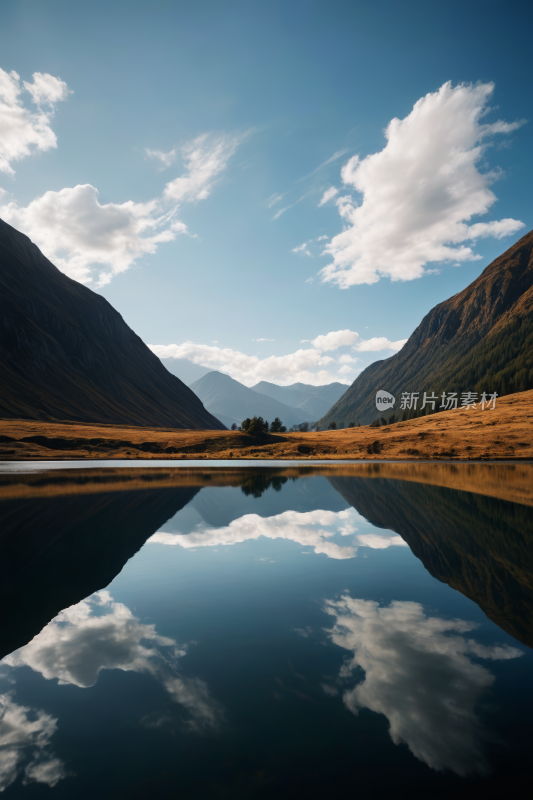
[
  {"left": 0, "top": 130, "right": 244, "bottom": 285},
  {"left": 4, "top": 591, "right": 222, "bottom": 733},
  {"left": 150, "top": 508, "right": 360, "bottom": 559},
  {"left": 252, "top": 338, "right": 275, "bottom": 342},
  {"left": 354, "top": 337, "right": 407, "bottom": 352},
  {"left": 325, "top": 596, "right": 523, "bottom": 775},
  {"left": 150, "top": 509, "right": 407, "bottom": 559},
  {"left": 163, "top": 131, "right": 247, "bottom": 203},
  {"left": 318, "top": 187, "right": 338, "bottom": 206},
  {"left": 320, "top": 81, "right": 525, "bottom": 288},
  {"left": 0, "top": 68, "right": 70, "bottom": 176},
  {"left": 145, "top": 147, "right": 177, "bottom": 169},
  {"left": 0, "top": 184, "right": 183, "bottom": 285},
  {"left": 151, "top": 329, "right": 405, "bottom": 386},
  {"left": 149, "top": 341, "right": 338, "bottom": 386},
  {"left": 0, "top": 694, "right": 67, "bottom": 792}
]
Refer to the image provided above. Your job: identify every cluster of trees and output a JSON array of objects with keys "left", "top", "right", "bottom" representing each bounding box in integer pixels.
[{"left": 241, "top": 416, "right": 287, "bottom": 435}]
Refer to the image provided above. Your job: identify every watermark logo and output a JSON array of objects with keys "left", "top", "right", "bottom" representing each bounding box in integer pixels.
[
  {"left": 376, "top": 390, "right": 395, "bottom": 412},
  {"left": 376, "top": 390, "right": 498, "bottom": 412}
]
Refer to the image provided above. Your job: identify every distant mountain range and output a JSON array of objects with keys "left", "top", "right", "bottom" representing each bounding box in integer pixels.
[
  {"left": 318, "top": 229, "right": 533, "bottom": 428},
  {"left": 161, "top": 357, "right": 211, "bottom": 386},
  {"left": 189, "top": 371, "right": 312, "bottom": 428},
  {"left": 0, "top": 218, "right": 223, "bottom": 429},
  {"left": 251, "top": 380, "right": 347, "bottom": 419}
]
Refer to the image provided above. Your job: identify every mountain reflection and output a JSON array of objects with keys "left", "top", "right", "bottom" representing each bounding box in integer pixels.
[
  {"left": 324, "top": 595, "right": 523, "bottom": 776},
  {"left": 150, "top": 508, "right": 408, "bottom": 559},
  {"left": 3, "top": 591, "right": 222, "bottom": 734},
  {"left": 0, "top": 694, "right": 66, "bottom": 792},
  {"left": 329, "top": 476, "right": 533, "bottom": 649}
]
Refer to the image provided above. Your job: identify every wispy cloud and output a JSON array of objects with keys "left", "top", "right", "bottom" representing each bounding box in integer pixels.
[
  {"left": 145, "top": 147, "right": 177, "bottom": 169},
  {"left": 1, "top": 128, "right": 247, "bottom": 286},
  {"left": 267, "top": 192, "right": 285, "bottom": 208},
  {"left": 297, "top": 148, "right": 349, "bottom": 182}
]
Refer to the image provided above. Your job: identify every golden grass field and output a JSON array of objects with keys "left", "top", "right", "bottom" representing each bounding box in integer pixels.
[{"left": 1, "top": 389, "right": 532, "bottom": 464}]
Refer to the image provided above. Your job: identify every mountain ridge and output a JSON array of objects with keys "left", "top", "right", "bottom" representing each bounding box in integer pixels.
[
  {"left": 0, "top": 217, "right": 224, "bottom": 429},
  {"left": 317, "top": 229, "right": 533, "bottom": 427},
  {"left": 190, "top": 370, "right": 310, "bottom": 428},
  {"left": 251, "top": 380, "right": 348, "bottom": 419}
]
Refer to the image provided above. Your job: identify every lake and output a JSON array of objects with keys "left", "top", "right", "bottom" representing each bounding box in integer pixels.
[{"left": 0, "top": 462, "right": 531, "bottom": 798}]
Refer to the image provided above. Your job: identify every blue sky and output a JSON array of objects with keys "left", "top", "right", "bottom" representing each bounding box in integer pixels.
[{"left": 1, "top": 0, "right": 531, "bottom": 386}]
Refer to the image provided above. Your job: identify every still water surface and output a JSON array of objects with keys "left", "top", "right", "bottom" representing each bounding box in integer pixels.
[{"left": 0, "top": 463, "right": 531, "bottom": 798}]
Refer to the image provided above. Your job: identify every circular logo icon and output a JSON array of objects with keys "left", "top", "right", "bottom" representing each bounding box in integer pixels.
[{"left": 375, "top": 390, "right": 395, "bottom": 412}]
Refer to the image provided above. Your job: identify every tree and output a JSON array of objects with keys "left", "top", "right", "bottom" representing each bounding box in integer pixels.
[
  {"left": 270, "top": 417, "right": 287, "bottom": 433},
  {"left": 328, "top": 421, "right": 337, "bottom": 430},
  {"left": 242, "top": 418, "right": 251, "bottom": 431},
  {"left": 247, "top": 415, "right": 269, "bottom": 437},
  {"left": 231, "top": 423, "right": 237, "bottom": 430}
]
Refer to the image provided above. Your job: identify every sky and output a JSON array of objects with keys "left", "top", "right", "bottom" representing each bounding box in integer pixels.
[{"left": 0, "top": 0, "right": 532, "bottom": 387}]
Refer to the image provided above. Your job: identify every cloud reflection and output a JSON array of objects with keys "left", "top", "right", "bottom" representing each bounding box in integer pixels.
[
  {"left": 324, "top": 596, "right": 523, "bottom": 776},
  {"left": 0, "top": 694, "right": 67, "bottom": 791},
  {"left": 4, "top": 591, "right": 222, "bottom": 734},
  {"left": 149, "top": 509, "right": 407, "bottom": 560}
]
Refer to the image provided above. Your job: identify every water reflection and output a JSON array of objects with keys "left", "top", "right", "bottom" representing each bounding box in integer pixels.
[
  {"left": 4, "top": 591, "right": 222, "bottom": 734},
  {"left": 325, "top": 595, "right": 523, "bottom": 776},
  {"left": 0, "top": 694, "right": 66, "bottom": 791},
  {"left": 150, "top": 508, "right": 408, "bottom": 559}
]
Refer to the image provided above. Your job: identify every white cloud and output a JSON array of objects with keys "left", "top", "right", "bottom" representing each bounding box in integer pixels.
[
  {"left": 325, "top": 596, "right": 522, "bottom": 776},
  {"left": 150, "top": 508, "right": 360, "bottom": 559},
  {"left": 0, "top": 694, "right": 67, "bottom": 792},
  {"left": 318, "top": 187, "right": 338, "bottom": 206},
  {"left": 163, "top": 131, "right": 247, "bottom": 203},
  {"left": 252, "top": 338, "right": 275, "bottom": 342},
  {"left": 354, "top": 337, "right": 407, "bottom": 352},
  {"left": 4, "top": 591, "right": 222, "bottom": 733},
  {"left": 320, "top": 82, "right": 525, "bottom": 288},
  {"left": 338, "top": 354, "right": 358, "bottom": 364},
  {"left": 1, "top": 130, "right": 244, "bottom": 285},
  {"left": 310, "top": 329, "right": 360, "bottom": 351},
  {"left": 267, "top": 192, "right": 285, "bottom": 208},
  {"left": 22, "top": 72, "right": 70, "bottom": 106},
  {"left": 145, "top": 147, "right": 177, "bottom": 169},
  {"left": 151, "top": 329, "right": 405, "bottom": 386},
  {"left": 291, "top": 242, "right": 312, "bottom": 256},
  {"left": 151, "top": 512, "right": 407, "bottom": 558},
  {"left": 338, "top": 365, "right": 354, "bottom": 375},
  {"left": 0, "top": 184, "right": 182, "bottom": 285},
  {"left": 0, "top": 68, "right": 70, "bottom": 176},
  {"left": 297, "top": 149, "right": 349, "bottom": 182},
  {"left": 290, "top": 235, "right": 329, "bottom": 256},
  {"left": 149, "top": 341, "right": 338, "bottom": 386}
]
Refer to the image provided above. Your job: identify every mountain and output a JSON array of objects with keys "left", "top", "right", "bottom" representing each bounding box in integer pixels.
[
  {"left": 0, "top": 486, "right": 199, "bottom": 660},
  {"left": 329, "top": 475, "right": 533, "bottom": 650},
  {"left": 189, "top": 371, "right": 310, "bottom": 428},
  {"left": 0, "top": 218, "right": 223, "bottom": 429},
  {"left": 317, "top": 229, "right": 533, "bottom": 428},
  {"left": 252, "top": 381, "right": 348, "bottom": 419},
  {"left": 160, "top": 357, "right": 212, "bottom": 386}
]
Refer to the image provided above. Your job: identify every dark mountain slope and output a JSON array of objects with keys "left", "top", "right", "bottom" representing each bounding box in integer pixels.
[
  {"left": 0, "top": 218, "right": 223, "bottom": 428},
  {"left": 251, "top": 380, "right": 348, "bottom": 419},
  {"left": 318, "top": 229, "right": 533, "bottom": 427},
  {"left": 329, "top": 476, "right": 533, "bottom": 650},
  {"left": 0, "top": 486, "right": 199, "bottom": 660},
  {"left": 189, "top": 371, "right": 309, "bottom": 428}
]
